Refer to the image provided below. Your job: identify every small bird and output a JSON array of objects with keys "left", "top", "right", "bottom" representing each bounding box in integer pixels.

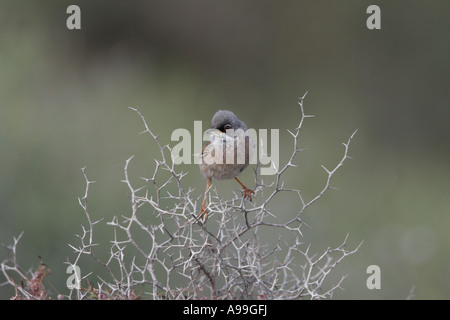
[{"left": 198, "top": 110, "right": 255, "bottom": 221}]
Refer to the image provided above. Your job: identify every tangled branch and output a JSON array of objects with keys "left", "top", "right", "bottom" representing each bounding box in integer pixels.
[{"left": 2, "top": 93, "right": 360, "bottom": 300}]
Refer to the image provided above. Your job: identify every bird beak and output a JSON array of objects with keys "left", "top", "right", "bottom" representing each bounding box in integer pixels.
[{"left": 204, "top": 128, "right": 224, "bottom": 141}]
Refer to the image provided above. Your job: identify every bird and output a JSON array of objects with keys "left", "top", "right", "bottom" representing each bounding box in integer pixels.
[{"left": 198, "top": 110, "right": 255, "bottom": 221}]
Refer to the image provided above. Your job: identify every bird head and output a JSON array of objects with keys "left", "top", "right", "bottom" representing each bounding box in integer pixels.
[{"left": 204, "top": 110, "right": 248, "bottom": 142}]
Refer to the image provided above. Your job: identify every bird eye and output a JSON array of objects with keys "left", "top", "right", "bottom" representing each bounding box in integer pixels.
[{"left": 224, "top": 124, "right": 231, "bottom": 130}]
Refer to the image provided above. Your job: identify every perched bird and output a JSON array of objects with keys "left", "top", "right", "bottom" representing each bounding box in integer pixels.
[{"left": 198, "top": 110, "right": 255, "bottom": 221}]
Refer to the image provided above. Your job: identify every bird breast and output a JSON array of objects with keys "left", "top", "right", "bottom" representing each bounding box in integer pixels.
[{"left": 199, "top": 133, "right": 254, "bottom": 180}]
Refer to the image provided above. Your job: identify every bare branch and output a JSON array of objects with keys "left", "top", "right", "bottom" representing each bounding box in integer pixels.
[{"left": 2, "top": 94, "right": 360, "bottom": 300}]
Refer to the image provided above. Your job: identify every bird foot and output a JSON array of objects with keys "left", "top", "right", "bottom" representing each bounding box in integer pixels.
[
  {"left": 198, "top": 205, "right": 209, "bottom": 221},
  {"left": 242, "top": 187, "right": 255, "bottom": 202}
]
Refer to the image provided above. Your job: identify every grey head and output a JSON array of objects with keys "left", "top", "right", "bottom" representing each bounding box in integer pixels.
[{"left": 210, "top": 110, "right": 247, "bottom": 133}]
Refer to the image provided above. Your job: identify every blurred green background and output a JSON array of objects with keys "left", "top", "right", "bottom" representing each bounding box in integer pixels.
[{"left": 1, "top": 0, "right": 449, "bottom": 299}]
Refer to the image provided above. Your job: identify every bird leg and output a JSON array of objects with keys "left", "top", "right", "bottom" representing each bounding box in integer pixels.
[
  {"left": 198, "top": 177, "right": 212, "bottom": 221},
  {"left": 234, "top": 177, "right": 255, "bottom": 201}
]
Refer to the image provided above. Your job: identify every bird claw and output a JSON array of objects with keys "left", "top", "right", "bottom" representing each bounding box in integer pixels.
[
  {"left": 198, "top": 205, "right": 209, "bottom": 221},
  {"left": 242, "top": 187, "right": 255, "bottom": 202}
]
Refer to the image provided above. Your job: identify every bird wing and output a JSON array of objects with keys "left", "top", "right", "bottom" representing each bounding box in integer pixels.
[{"left": 201, "top": 141, "right": 212, "bottom": 160}]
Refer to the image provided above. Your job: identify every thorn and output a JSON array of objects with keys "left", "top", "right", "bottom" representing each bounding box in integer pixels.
[
  {"left": 321, "top": 165, "right": 330, "bottom": 173},
  {"left": 299, "top": 91, "right": 308, "bottom": 100},
  {"left": 286, "top": 129, "right": 296, "bottom": 138}
]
